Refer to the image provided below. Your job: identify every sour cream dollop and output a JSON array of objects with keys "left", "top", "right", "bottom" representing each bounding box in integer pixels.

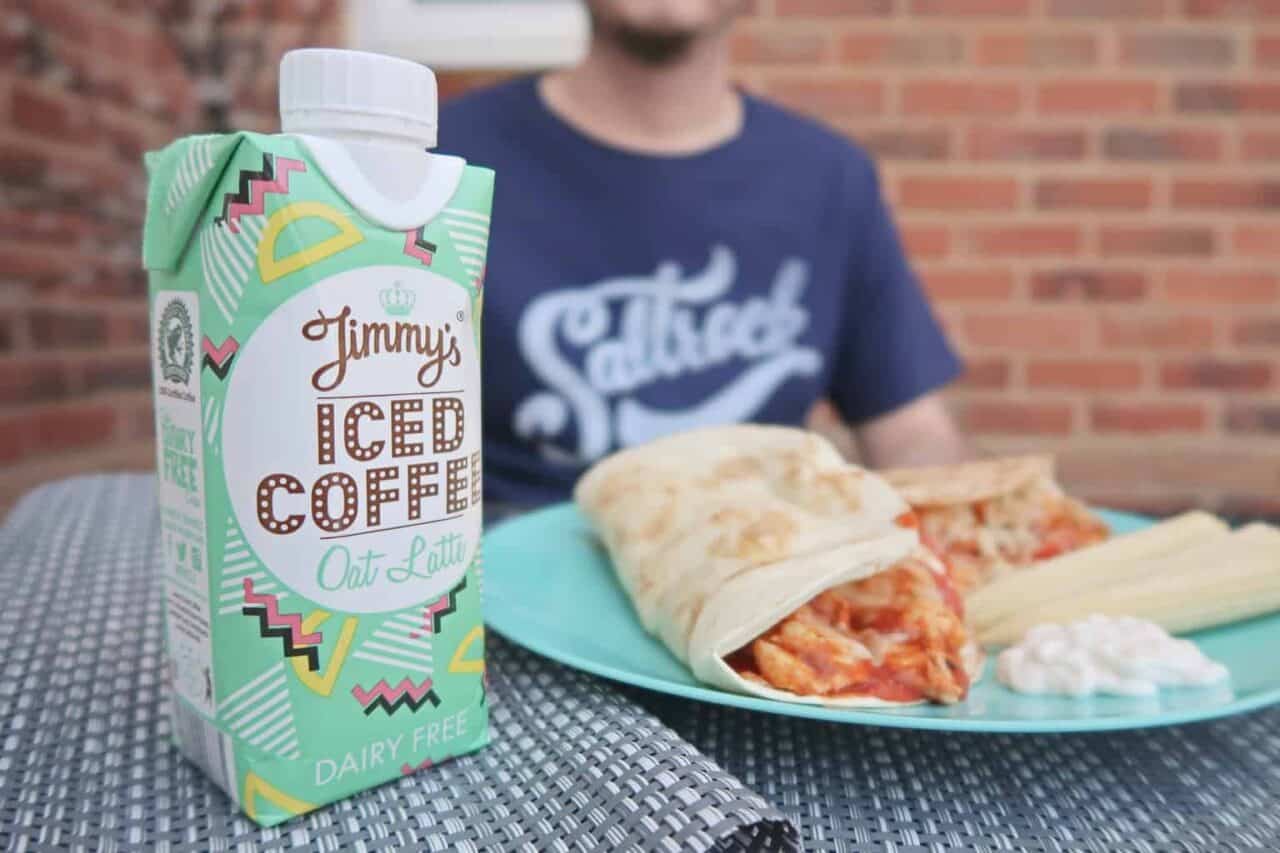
[{"left": 997, "top": 615, "right": 1229, "bottom": 697}]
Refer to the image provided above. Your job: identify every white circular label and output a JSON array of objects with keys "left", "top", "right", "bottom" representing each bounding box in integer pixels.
[{"left": 222, "top": 265, "right": 481, "bottom": 613}]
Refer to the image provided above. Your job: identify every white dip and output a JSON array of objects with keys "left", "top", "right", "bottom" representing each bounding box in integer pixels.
[{"left": 997, "top": 615, "right": 1229, "bottom": 697}]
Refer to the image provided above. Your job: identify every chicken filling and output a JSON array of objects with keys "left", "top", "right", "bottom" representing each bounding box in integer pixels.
[
  {"left": 913, "top": 484, "right": 1109, "bottom": 595},
  {"left": 724, "top": 551, "right": 973, "bottom": 704}
]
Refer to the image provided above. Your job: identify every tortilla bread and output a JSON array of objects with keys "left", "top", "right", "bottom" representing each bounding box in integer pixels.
[
  {"left": 883, "top": 455, "right": 1058, "bottom": 508},
  {"left": 576, "top": 425, "right": 977, "bottom": 707}
]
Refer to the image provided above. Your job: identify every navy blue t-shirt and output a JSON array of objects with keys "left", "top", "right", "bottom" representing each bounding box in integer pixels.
[{"left": 439, "top": 77, "right": 961, "bottom": 507}]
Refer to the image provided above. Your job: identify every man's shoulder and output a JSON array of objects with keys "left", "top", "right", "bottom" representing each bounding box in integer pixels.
[
  {"left": 743, "top": 93, "right": 878, "bottom": 182},
  {"left": 438, "top": 76, "right": 537, "bottom": 149},
  {"left": 440, "top": 76, "right": 534, "bottom": 119}
]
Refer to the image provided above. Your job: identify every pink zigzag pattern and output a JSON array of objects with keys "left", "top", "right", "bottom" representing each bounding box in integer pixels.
[
  {"left": 409, "top": 590, "right": 453, "bottom": 639},
  {"left": 400, "top": 758, "right": 434, "bottom": 776},
  {"left": 403, "top": 231, "right": 434, "bottom": 265},
  {"left": 242, "top": 578, "right": 323, "bottom": 646},
  {"left": 351, "top": 677, "right": 435, "bottom": 707},
  {"left": 225, "top": 156, "right": 305, "bottom": 232},
  {"left": 202, "top": 335, "right": 239, "bottom": 364}
]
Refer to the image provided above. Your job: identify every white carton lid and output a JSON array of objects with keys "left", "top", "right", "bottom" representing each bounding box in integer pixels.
[{"left": 279, "top": 48, "right": 438, "bottom": 149}]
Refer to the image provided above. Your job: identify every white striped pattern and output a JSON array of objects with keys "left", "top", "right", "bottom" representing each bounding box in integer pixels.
[
  {"left": 198, "top": 214, "right": 263, "bottom": 327},
  {"left": 445, "top": 220, "right": 489, "bottom": 237},
  {"left": 217, "top": 662, "right": 301, "bottom": 760},
  {"left": 202, "top": 398, "right": 222, "bottom": 456},
  {"left": 217, "top": 516, "right": 287, "bottom": 616},
  {"left": 441, "top": 208, "right": 489, "bottom": 284},
  {"left": 352, "top": 612, "right": 434, "bottom": 676},
  {"left": 441, "top": 208, "right": 490, "bottom": 223},
  {"left": 166, "top": 138, "right": 214, "bottom": 213}
]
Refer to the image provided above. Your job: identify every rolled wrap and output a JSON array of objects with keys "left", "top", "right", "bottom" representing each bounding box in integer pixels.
[
  {"left": 884, "top": 455, "right": 1057, "bottom": 508},
  {"left": 575, "top": 425, "right": 928, "bottom": 707},
  {"left": 882, "top": 454, "right": 1109, "bottom": 595}
]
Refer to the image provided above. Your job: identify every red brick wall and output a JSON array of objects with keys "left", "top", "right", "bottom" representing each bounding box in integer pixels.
[
  {"left": 732, "top": 0, "right": 1280, "bottom": 517},
  {"left": 2, "top": 2, "right": 1278, "bottom": 519},
  {"left": 0, "top": 1, "right": 341, "bottom": 517}
]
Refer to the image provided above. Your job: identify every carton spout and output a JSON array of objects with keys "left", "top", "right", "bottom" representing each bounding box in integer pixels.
[
  {"left": 280, "top": 49, "right": 438, "bottom": 150},
  {"left": 279, "top": 48, "right": 459, "bottom": 225}
]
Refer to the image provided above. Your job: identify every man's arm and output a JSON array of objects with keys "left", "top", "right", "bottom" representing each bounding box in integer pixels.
[
  {"left": 827, "top": 149, "right": 974, "bottom": 467},
  {"left": 853, "top": 392, "right": 976, "bottom": 469}
]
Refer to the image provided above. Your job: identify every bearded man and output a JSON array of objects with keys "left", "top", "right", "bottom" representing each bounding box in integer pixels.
[{"left": 440, "top": 0, "right": 973, "bottom": 510}]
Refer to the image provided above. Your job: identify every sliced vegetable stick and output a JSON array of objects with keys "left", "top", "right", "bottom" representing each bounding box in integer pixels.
[
  {"left": 981, "top": 574, "right": 1280, "bottom": 646},
  {"left": 980, "top": 523, "right": 1280, "bottom": 645},
  {"left": 969, "top": 510, "right": 1230, "bottom": 631}
]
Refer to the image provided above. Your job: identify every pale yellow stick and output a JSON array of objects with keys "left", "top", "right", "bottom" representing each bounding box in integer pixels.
[
  {"left": 980, "top": 523, "right": 1280, "bottom": 646},
  {"left": 969, "top": 511, "right": 1230, "bottom": 632}
]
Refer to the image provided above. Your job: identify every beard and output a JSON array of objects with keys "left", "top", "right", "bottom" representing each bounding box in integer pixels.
[
  {"left": 607, "top": 24, "right": 697, "bottom": 66},
  {"left": 587, "top": 1, "right": 748, "bottom": 66}
]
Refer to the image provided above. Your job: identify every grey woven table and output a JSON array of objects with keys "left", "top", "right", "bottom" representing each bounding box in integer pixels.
[
  {"left": 0, "top": 476, "right": 797, "bottom": 852},
  {"left": 637, "top": 692, "right": 1280, "bottom": 852},
  {"left": 6, "top": 477, "right": 1280, "bottom": 853}
]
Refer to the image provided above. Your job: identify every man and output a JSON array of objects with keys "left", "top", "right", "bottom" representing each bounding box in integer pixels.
[{"left": 439, "top": 0, "right": 973, "bottom": 509}]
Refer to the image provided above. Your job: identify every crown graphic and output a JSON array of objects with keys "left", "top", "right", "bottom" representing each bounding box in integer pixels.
[{"left": 380, "top": 282, "right": 415, "bottom": 317}]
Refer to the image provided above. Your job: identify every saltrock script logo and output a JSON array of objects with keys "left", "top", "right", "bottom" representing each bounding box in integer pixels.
[
  {"left": 514, "top": 245, "right": 822, "bottom": 462},
  {"left": 301, "top": 303, "right": 463, "bottom": 392},
  {"left": 158, "top": 298, "right": 194, "bottom": 385}
]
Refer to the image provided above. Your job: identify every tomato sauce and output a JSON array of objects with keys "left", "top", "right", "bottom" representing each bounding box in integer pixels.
[
  {"left": 914, "top": 495, "right": 1109, "bottom": 595},
  {"left": 930, "top": 566, "right": 965, "bottom": 619},
  {"left": 726, "top": 647, "right": 928, "bottom": 704},
  {"left": 831, "top": 666, "right": 926, "bottom": 703},
  {"left": 1034, "top": 511, "right": 1108, "bottom": 561},
  {"left": 723, "top": 646, "right": 758, "bottom": 676}
]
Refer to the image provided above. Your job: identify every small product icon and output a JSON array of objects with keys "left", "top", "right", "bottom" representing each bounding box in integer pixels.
[
  {"left": 158, "top": 298, "right": 195, "bottom": 385},
  {"left": 380, "top": 282, "right": 415, "bottom": 317}
]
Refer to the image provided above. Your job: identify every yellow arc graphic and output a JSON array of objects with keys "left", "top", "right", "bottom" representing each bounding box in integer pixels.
[
  {"left": 257, "top": 201, "right": 363, "bottom": 283},
  {"left": 243, "top": 771, "right": 314, "bottom": 822},
  {"left": 291, "top": 610, "right": 358, "bottom": 696},
  {"left": 449, "top": 625, "right": 485, "bottom": 674}
]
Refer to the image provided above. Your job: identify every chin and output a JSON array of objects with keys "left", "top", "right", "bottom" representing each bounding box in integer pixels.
[{"left": 588, "top": 0, "right": 746, "bottom": 37}]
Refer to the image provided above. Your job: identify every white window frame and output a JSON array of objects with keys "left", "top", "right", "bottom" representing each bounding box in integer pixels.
[{"left": 347, "top": 0, "right": 590, "bottom": 70}]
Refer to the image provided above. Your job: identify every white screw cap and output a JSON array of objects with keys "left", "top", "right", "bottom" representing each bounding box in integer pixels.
[{"left": 279, "top": 48, "right": 438, "bottom": 149}]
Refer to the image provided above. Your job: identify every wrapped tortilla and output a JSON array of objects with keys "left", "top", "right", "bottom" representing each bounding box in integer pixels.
[
  {"left": 576, "top": 426, "right": 979, "bottom": 707},
  {"left": 884, "top": 455, "right": 1109, "bottom": 595}
]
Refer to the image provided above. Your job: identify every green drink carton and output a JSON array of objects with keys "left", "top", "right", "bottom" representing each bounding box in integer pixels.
[{"left": 141, "top": 49, "right": 492, "bottom": 826}]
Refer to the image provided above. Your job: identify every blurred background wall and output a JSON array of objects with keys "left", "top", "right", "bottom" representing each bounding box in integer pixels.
[{"left": 1, "top": 0, "right": 1278, "bottom": 518}]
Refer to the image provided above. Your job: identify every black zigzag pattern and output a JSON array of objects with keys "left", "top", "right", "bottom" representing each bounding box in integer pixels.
[
  {"left": 430, "top": 577, "right": 467, "bottom": 634},
  {"left": 361, "top": 690, "right": 442, "bottom": 716},
  {"left": 411, "top": 226, "right": 438, "bottom": 256},
  {"left": 242, "top": 605, "right": 320, "bottom": 672},
  {"left": 202, "top": 352, "right": 235, "bottom": 380},
  {"left": 215, "top": 153, "right": 274, "bottom": 227}
]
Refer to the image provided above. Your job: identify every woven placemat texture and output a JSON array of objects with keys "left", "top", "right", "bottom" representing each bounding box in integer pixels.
[
  {"left": 635, "top": 691, "right": 1280, "bottom": 852},
  {"left": 0, "top": 475, "right": 798, "bottom": 852}
]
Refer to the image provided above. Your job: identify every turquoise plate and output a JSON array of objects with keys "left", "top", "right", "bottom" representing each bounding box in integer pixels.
[{"left": 484, "top": 504, "right": 1280, "bottom": 732}]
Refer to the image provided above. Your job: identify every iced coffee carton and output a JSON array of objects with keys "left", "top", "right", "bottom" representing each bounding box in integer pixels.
[{"left": 141, "top": 50, "right": 492, "bottom": 825}]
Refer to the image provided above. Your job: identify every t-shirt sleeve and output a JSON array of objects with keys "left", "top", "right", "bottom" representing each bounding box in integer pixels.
[{"left": 827, "top": 154, "right": 963, "bottom": 425}]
